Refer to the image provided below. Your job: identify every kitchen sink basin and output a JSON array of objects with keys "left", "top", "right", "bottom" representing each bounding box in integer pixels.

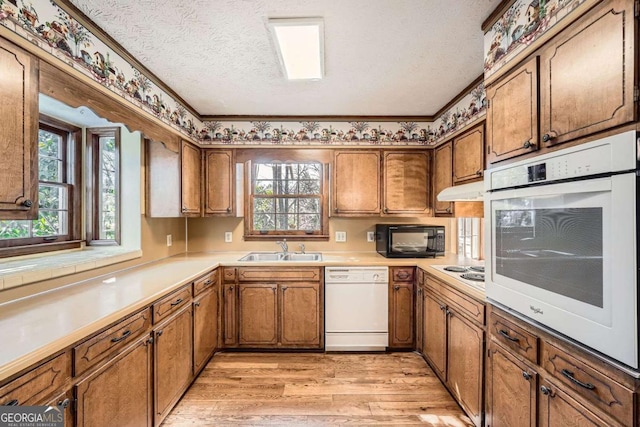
[
  {"left": 238, "top": 252, "right": 322, "bottom": 262},
  {"left": 282, "top": 253, "right": 323, "bottom": 261},
  {"left": 238, "top": 252, "right": 284, "bottom": 261}
]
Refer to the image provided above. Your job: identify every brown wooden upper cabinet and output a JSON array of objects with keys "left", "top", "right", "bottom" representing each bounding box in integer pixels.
[
  {"left": 332, "top": 150, "right": 381, "bottom": 216},
  {"left": 382, "top": 151, "right": 431, "bottom": 215},
  {"left": 538, "top": 0, "right": 636, "bottom": 147},
  {"left": 486, "top": 56, "right": 539, "bottom": 164},
  {"left": 0, "top": 38, "right": 39, "bottom": 219},
  {"left": 487, "top": 0, "right": 636, "bottom": 165},
  {"left": 180, "top": 140, "right": 201, "bottom": 216},
  {"left": 453, "top": 123, "right": 484, "bottom": 183},
  {"left": 433, "top": 142, "right": 454, "bottom": 216},
  {"left": 203, "top": 149, "right": 234, "bottom": 216}
]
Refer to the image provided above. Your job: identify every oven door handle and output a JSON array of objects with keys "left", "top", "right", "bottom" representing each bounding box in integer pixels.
[{"left": 488, "top": 176, "right": 612, "bottom": 200}]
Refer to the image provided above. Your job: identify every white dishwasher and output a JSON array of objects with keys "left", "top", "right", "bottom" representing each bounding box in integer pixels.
[{"left": 325, "top": 266, "right": 389, "bottom": 351}]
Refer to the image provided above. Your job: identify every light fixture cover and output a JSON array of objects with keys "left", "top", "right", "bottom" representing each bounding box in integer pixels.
[{"left": 268, "top": 18, "right": 324, "bottom": 80}]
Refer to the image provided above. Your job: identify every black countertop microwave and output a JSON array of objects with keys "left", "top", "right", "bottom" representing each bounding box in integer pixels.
[{"left": 376, "top": 224, "right": 445, "bottom": 258}]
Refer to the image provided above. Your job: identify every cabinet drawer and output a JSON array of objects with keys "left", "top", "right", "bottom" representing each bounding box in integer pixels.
[
  {"left": 223, "top": 268, "right": 236, "bottom": 283},
  {"left": 391, "top": 267, "right": 414, "bottom": 283},
  {"left": 489, "top": 311, "right": 538, "bottom": 364},
  {"left": 193, "top": 270, "right": 218, "bottom": 296},
  {"left": 425, "top": 276, "right": 484, "bottom": 325},
  {"left": 153, "top": 285, "right": 192, "bottom": 324},
  {"left": 0, "top": 353, "right": 71, "bottom": 406},
  {"left": 73, "top": 308, "right": 151, "bottom": 376},
  {"left": 542, "top": 341, "right": 633, "bottom": 427},
  {"left": 237, "top": 267, "right": 321, "bottom": 282}
]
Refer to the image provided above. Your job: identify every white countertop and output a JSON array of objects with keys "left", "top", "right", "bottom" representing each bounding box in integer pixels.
[{"left": 0, "top": 251, "right": 484, "bottom": 382}]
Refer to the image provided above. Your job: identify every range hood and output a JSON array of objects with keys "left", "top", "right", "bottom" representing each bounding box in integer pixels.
[{"left": 437, "top": 180, "right": 484, "bottom": 202}]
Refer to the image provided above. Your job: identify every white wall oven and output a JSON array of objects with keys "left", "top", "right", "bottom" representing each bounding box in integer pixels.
[{"left": 485, "top": 131, "right": 638, "bottom": 369}]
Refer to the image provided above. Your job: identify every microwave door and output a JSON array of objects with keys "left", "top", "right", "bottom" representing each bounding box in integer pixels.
[{"left": 485, "top": 174, "right": 638, "bottom": 368}]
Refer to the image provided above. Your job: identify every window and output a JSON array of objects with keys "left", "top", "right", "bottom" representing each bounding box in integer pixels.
[
  {"left": 246, "top": 161, "right": 328, "bottom": 239},
  {"left": 0, "top": 118, "right": 81, "bottom": 255},
  {"left": 458, "top": 217, "right": 482, "bottom": 259},
  {"left": 86, "top": 128, "right": 121, "bottom": 245}
]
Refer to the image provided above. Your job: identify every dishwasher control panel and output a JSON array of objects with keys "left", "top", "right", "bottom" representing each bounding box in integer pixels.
[{"left": 325, "top": 267, "right": 389, "bottom": 283}]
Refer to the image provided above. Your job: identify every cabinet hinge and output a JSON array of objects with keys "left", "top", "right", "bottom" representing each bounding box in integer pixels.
[
  {"left": 635, "top": 0, "right": 639, "bottom": 17},
  {"left": 72, "top": 398, "right": 78, "bottom": 413},
  {"left": 634, "top": 85, "right": 639, "bottom": 102},
  {"left": 486, "top": 99, "right": 490, "bottom": 108},
  {"left": 487, "top": 348, "right": 491, "bottom": 358}
]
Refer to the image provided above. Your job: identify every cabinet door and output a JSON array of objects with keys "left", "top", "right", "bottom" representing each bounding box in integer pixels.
[
  {"left": 223, "top": 283, "right": 237, "bottom": 346},
  {"left": 75, "top": 335, "right": 153, "bottom": 427},
  {"left": 45, "top": 390, "right": 74, "bottom": 427},
  {"left": 389, "top": 282, "right": 414, "bottom": 348},
  {"left": 447, "top": 311, "right": 484, "bottom": 427},
  {"left": 539, "top": 0, "right": 635, "bottom": 147},
  {"left": 238, "top": 283, "right": 278, "bottom": 346},
  {"left": 423, "top": 291, "right": 447, "bottom": 380},
  {"left": 154, "top": 306, "right": 193, "bottom": 426},
  {"left": 280, "top": 283, "right": 322, "bottom": 348},
  {"left": 180, "top": 140, "right": 201, "bottom": 216},
  {"left": 0, "top": 38, "right": 38, "bottom": 219},
  {"left": 453, "top": 124, "right": 484, "bottom": 183},
  {"left": 382, "top": 151, "right": 430, "bottom": 215},
  {"left": 204, "top": 150, "right": 234, "bottom": 216},
  {"left": 332, "top": 150, "right": 381, "bottom": 216},
  {"left": 486, "top": 57, "right": 539, "bottom": 164},
  {"left": 539, "top": 379, "right": 610, "bottom": 427},
  {"left": 433, "top": 142, "right": 453, "bottom": 216},
  {"left": 486, "top": 341, "right": 537, "bottom": 427},
  {"left": 193, "top": 288, "right": 218, "bottom": 373}
]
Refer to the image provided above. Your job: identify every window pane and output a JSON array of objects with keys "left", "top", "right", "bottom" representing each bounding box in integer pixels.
[
  {"left": 276, "top": 214, "right": 297, "bottom": 230},
  {"left": 254, "top": 198, "right": 275, "bottom": 214},
  {"left": 254, "top": 180, "right": 273, "bottom": 195},
  {"left": 98, "top": 136, "right": 117, "bottom": 240},
  {"left": 0, "top": 220, "right": 31, "bottom": 239},
  {"left": 299, "top": 198, "right": 319, "bottom": 213},
  {"left": 299, "top": 214, "right": 320, "bottom": 231},
  {"left": 32, "top": 210, "right": 67, "bottom": 237},
  {"left": 38, "top": 185, "right": 67, "bottom": 210},
  {"left": 38, "top": 130, "right": 63, "bottom": 182},
  {"left": 254, "top": 213, "right": 275, "bottom": 230}
]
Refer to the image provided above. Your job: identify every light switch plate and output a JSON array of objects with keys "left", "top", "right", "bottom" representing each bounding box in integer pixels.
[
  {"left": 335, "top": 231, "right": 347, "bottom": 242},
  {"left": 224, "top": 232, "right": 233, "bottom": 243},
  {"left": 166, "top": 234, "right": 172, "bottom": 247},
  {"left": 367, "top": 231, "right": 375, "bottom": 242}
]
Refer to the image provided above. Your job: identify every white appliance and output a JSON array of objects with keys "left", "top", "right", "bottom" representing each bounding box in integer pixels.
[
  {"left": 325, "top": 266, "right": 389, "bottom": 351},
  {"left": 485, "top": 130, "right": 638, "bottom": 369}
]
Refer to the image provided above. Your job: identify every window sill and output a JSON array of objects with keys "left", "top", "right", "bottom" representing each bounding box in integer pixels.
[
  {"left": 244, "top": 234, "right": 329, "bottom": 241},
  {"left": 0, "top": 246, "right": 142, "bottom": 291}
]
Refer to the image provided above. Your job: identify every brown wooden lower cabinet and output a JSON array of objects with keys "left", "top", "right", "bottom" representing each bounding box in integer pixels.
[
  {"left": 422, "top": 290, "right": 447, "bottom": 380},
  {"left": 75, "top": 335, "right": 153, "bottom": 427},
  {"left": 238, "top": 283, "right": 278, "bottom": 346},
  {"left": 153, "top": 305, "right": 193, "bottom": 426},
  {"left": 389, "top": 282, "right": 414, "bottom": 348},
  {"left": 45, "top": 390, "right": 74, "bottom": 427},
  {"left": 193, "top": 287, "right": 218, "bottom": 374},
  {"left": 280, "top": 282, "right": 322, "bottom": 347},
  {"left": 222, "top": 282, "right": 237, "bottom": 346},
  {"left": 486, "top": 341, "right": 537, "bottom": 427}
]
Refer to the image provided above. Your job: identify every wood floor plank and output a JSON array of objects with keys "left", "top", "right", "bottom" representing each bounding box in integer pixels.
[{"left": 163, "top": 352, "right": 471, "bottom": 426}]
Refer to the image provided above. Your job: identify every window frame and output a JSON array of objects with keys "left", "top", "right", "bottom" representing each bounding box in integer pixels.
[
  {"left": 86, "top": 127, "right": 121, "bottom": 246},
  {"left": 0, "top": 115, "right": 82, "bottom": 257},
  {"left": 457, "top": 217, "right": 483, "bottom": 260},
  {"left": 243, "top": 152, "right": 329, "bottom": 241}
]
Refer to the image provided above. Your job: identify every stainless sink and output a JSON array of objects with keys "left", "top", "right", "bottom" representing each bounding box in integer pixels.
[
  {"left": 238, "top": 252, "right": 322, "bottom": 262},
  {"left": 238, "top": 252, "right": 284, "bottom": 261},
  {"left": 282, "top": 253, "right": 322, "bottom": 261}
]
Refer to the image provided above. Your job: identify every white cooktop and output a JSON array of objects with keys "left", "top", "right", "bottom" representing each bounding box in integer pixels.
[{"left": 430, "top": 265, "right": 485, "bottom": 291}]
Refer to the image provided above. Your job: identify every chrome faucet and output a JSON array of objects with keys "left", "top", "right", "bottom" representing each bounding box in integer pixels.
[
  {"left": 299, "top": 243, "right": 305, "bottom": 254},
  {"left": 276, "top": 239, "right": 288, "bottom": 255}
]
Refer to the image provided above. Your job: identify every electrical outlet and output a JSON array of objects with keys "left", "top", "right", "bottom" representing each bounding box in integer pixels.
[
  {"left": 335, "top": 231, "right": 347, "bottom": 242},
  {"left": 367, "top": 231, "right": 375, "bottom": 242},
  {"left": 224, "top": 231, "right": 233, "bottom": 243},
  {"left": 166, "top": 234, "right": 172, "bottom": 247}
]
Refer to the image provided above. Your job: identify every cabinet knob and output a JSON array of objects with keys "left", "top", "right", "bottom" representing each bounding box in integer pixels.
[
  {"left": 476, "top": 170, "right": 482, "bottom": 176},
  {"left": 226, "top": 207, "right": 231, "bottom": 213},
  {"left": 542, "top": 133, "right": 552, "bottom": 143},
  {"left": 146, "top": 337, "right": 154, "bottom": 345},
  {"left": 540, "top": 385, "right": 552, "bottom": 396},
  {"left": 394, "top": 285, "right": 400, "bottom": 291},
  {"left": 21, "top": 199, "right": 33, "bottom": 208},
  {"left": 229, "top": 285, "right": 234, "bottom": 291},
  {"left": 383, "top": 208, "right": 388, "bottom": 213},
  {"left": 445, "top": 308, "right": 452, "bottom": 316},
  {"left": 157, "top": 330, "right": 163, "bottom": 337},
  {"left": 58, "top": 398, "right": 70, "bottom": 409},
  {"left": 439, "top": 305, "right": 446, "bottom": 311},
  {"left": 446, "top": 207, "right": 452, "bottom": 213},
  {"left": 282, "top": 286, "right": 288, "bottom": 291},
  {"left": 194, "top": 301, "right": 201, "bottom": 307},
  {"left": 522, "top": 371, "right": 532, "bottom": 381},
  {"left": 417, "top": 288, "right": 422, "bottom": 295},
  {"left": 523, "top": 140, "right": 535, "bottom": 149}
]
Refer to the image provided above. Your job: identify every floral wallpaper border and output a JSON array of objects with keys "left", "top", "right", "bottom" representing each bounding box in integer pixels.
[
  {"left": 0, "top": 0, "right": 486, "bottom": 147},
  {"left": 484, "top": 0, "right": 589, "bottom": 79}
]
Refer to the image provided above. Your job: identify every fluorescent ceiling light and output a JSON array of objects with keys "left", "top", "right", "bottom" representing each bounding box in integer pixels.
[{"left": 268, "top": 18, "right": 324, "bottom": 80}]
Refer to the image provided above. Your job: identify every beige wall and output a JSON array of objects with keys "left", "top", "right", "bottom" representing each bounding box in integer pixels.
[{"left": 187, "top": 216, "right": 455, "bottom": 253}]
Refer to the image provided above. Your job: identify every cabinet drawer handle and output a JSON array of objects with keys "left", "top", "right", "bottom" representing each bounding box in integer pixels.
[
  {"left": 498, "top": 329, "right": 520, "bottom": 342},
  {"left": 542, "top": 133, "right": 552, "bottom": 143},
  {"left": 110, "top": 330, "right": 131, "bottom": 343},
  {"left": 170, "top": 298, "right": 183, "bottom": 306},
  {"left": 58, "top": 398, "right": 70, "bottom": 409},
  {"left": 397, "top": 273, "right": 410, "bottom": 279},
  {"left": 523, "top": 140, "right": 535, "bottom": 149},
  {"left": 561, "top": 369, "right": 595, "bottom": 390},
  {"left": 204, "top": 279, "right": 213, "bottom": 286},
  {"left": 540, "top": 385, "right": 552, "bottom": 396},
  {"left": 522, "top": 371, "right": 532, "bottom": 381},
  {"left": 3, "top": 399, "right": 19, "bottom": 406}
]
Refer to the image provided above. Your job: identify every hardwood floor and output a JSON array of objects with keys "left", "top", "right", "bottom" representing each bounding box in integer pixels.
[{"left": 162, "top": 352, "right": 473, "bottom": 426}]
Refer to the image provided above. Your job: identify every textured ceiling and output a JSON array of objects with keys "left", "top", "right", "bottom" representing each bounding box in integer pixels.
[{"left": 68, "top": 0, "right": 501, "bottom": 116}]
